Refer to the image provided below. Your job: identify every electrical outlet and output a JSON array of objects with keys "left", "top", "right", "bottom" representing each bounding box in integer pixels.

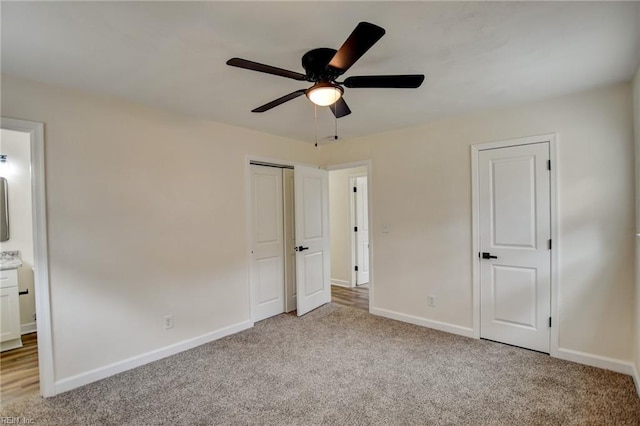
[
  {"left": 164, "top": 315, "right": 174, "bottom": 330},
  {"left": 427, "top": 296, "right": 436, "bottom": 308}
]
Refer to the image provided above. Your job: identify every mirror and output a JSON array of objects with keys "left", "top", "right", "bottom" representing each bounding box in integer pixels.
[{"left": 0, "top": 177, "right": 9, "bottom": 242}]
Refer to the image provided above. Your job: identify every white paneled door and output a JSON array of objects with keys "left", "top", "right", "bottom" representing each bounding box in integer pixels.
[
  {"left": 355, "top": 176, "right": 370, "bottom": 285},
  {"left": 250, "top": 165, "right": 285, "bottom": 322},
  {"left": 479, "top": 143, "right": 551, "bottom": 353},
  {"left": 294, "top": 165, "right": 331, "bottom": 316}
]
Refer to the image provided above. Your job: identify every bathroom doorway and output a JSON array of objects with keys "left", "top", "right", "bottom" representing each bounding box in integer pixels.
[
  {"left": 0, "top": 117, "right": 53, "bottom": 402},
  {"left": 0, "top": 128, "right": 38, "bottom": 404}
]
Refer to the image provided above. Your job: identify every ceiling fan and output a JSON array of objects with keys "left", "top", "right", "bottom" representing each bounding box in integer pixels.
[{"left": 226, "top": 22, "right": 425, "bottom": 118}]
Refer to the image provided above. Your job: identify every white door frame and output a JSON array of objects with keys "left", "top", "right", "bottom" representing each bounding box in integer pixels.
[
  {"left": 471, "top": 134, "right": 559, "bottom": 357},
  {"left": 1, "top": 117, "right": 55, "bottom": 397},
  {"left": 326, "top": 161, "right": 373, "bottom": 311}
]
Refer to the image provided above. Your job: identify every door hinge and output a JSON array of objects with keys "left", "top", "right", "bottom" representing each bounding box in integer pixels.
[
  {"left": 354, "top": 226, "right": 358, "bottom": 232},
  {"left": 353, "top": 186, "right": 357, "bottom": 193},
  {"left": 548, "top": 239, "right": 552, "bottom": 250},
  {"left": 549, "top": 317, "right": 552, "bottom": 327},
  {"left": 547, "top": 160, "right": 551, "bottom": 171},
  {"left": 355, "top": 265, "right": 359, "bottom": 272}
]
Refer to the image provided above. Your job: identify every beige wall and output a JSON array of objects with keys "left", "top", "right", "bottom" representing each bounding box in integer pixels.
[
  {"left": 321, "top": 83, "right": 635, "bottom": 362},
  {"left": 2, "top": 72, "right": 636, "bottom": 388},
  {"left": 0, "top": 129, "right": 36, "bottom": 327},
  {"left": 1, "top": 74, "right": 319, "bottom": 381},
  {"left": 329, "top": 166, "right": 367, "bottom": 285}
]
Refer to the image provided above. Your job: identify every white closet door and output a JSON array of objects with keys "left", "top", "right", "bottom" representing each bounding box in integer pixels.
[
  {"left": 294, "top": 165, "right": 331, "bottom": 316},
  {"left": 250, "top": 165, "right": 285, "bottom": 322}
]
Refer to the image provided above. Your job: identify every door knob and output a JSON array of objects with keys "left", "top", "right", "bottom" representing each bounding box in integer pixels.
[
  {"left": 481, "top": 252, "right": 498, "bottom": 259},
  {"left": 295, "top": 246, "right": 310, "bottom": 252}
]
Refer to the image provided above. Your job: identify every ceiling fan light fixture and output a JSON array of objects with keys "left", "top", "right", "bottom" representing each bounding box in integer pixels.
[{"left": 306, "top": 82, "right": 343, "bottom": 106}]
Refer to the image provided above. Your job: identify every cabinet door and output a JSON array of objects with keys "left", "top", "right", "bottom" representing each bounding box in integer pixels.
[{"left": 0, "top": 287, "right": 21, "bottom": 342}]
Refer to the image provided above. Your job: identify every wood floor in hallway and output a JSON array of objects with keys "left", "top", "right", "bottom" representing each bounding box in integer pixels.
[
  {"left": 331, "top": 285, "right": 369, "bottom": 311},
  {"left": 0, "top": 332, "right": 39, "bottom": 406}
]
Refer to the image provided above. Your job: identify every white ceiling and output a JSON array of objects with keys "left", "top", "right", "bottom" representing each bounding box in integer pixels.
[{"left": 2, "top": 2, "right": 639, "bottom": 142}]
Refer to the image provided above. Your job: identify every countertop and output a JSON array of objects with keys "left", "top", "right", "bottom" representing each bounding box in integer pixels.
[{"left": 0, "top": 251, "right": 23, "bottom": 270}]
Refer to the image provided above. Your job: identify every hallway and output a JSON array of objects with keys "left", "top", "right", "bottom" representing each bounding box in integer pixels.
[{"left": 331, "top": 285, "right": 369, "bottom": 312}]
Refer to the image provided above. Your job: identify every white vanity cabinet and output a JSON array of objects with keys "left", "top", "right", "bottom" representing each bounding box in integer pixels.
[{"left": 0, "top": 268, "right": 22, "bottom": 351}]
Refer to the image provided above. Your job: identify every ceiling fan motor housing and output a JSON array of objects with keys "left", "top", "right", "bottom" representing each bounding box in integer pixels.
[{"left": 301, "top": 48, "right": 341, "bottom": 81}]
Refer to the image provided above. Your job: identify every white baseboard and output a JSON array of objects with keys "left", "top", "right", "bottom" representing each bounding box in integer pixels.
[
  {"left": 631, "top": 363, "right": 640, "bottom": 398},
  {"left": 331, "top": 279, "right": 351, "bottom": 288},
  {"left": 21, "top": 321, "right": 37, "bottom": 335},
  {"left": 54, "top": 320, "right": 253, "bottom": 395},
  {"left": 1, "top": 338, "right": 23, "bottom": 352},
  {"left": 370, "top": 307, "right": 474, "bottom": 338},
  {"left": 556, "top": 348, "right": 635, "bottom": 376}
]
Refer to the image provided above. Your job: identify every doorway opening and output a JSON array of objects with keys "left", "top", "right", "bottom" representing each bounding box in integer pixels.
[
  {"left": 0, "top": 118, "right": 53, "bottom": 402},
  {"left": 327, "top": 163, "right": 372, "bottom": 312}
]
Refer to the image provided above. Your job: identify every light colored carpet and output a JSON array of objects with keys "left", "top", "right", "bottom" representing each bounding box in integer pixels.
[{"left": 2, "top": 304, "right": 639, "bottom": 425}]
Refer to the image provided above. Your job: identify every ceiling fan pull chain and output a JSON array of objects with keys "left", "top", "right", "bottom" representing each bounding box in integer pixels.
[
  {"left": 334, "top": 99, "right": 339, "bottom": 141},
  {"left": 314, "top": 103, "right": 318, "bottom": 147}
]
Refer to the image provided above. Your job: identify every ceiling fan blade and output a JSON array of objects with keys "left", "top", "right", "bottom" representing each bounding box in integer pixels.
[
  {"left": 329, "top": 97, "right": 352, "bottom": 118},
  {"left": 344, "top": 75, "right": 425, "bottom": 88},
  {"left": 251, "top": 89, "right": 307, "bottom": 113},
  {"left": 227, "top": 58, "right": 307, "bottom": 81},
  {"left": 328, "top": 22, "right": 385, "bottom": 74}
]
